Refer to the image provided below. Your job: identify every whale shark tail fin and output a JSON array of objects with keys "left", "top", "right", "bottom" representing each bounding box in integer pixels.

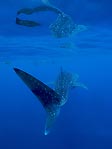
[
  {"left": 13, "top": 68, "right": 62, "bottom": 135},
  {"left": 13, "top": 68, "right": 61, "bottom": 108},
  {"left": 45, "top": 106, "right": 60, "bottom": 135}
]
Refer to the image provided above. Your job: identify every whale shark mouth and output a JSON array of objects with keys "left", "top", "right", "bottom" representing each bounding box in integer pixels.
[{"left": 14, "top": 68, "right": 61, "bottom": 135}]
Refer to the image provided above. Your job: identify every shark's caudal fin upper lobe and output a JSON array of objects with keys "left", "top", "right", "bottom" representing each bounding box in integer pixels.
[{"left": 14, "top": 68, "right": 61, "bottom": 135}]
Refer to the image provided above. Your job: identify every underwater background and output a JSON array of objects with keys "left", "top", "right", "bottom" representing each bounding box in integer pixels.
[{"left": 0, "top": 0, "right": 112, "bottom": 148}]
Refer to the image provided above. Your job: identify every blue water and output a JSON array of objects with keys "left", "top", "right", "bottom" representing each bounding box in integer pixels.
[{"left": 0, "top": 0, "right": 112, "bottom": 149}]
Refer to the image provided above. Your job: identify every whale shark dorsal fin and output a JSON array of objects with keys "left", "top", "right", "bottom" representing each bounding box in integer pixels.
[{"left": 14, "top": 68, "right": 62, "bottom": 135}]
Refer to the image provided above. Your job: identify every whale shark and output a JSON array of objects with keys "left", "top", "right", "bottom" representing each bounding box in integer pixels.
[
  {"left": 49, "top": 67, "right": 88, "bottom": 105},
  {"left": 14, "top": 67, "right": 87, "bottom": 135},
  {"left": 14, "top": 68, "right": 63, "bottom": 135},
  {"left": 16, "top": 1, "right": 76, "bottom": 38}
]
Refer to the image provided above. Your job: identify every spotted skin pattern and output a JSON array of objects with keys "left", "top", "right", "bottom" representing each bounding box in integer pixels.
[
  {"left": 55, "top": 68, "right": 74, "bottom": 105},
  {"left": 14, "top": 67, "right": 86, "bottom": 135},
  {"left": 14, "top": 68, "right": 62, "bottom": 135}
]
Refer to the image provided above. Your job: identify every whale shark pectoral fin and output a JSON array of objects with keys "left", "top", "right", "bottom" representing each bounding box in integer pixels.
[
  {"left": 45, "top": 107, "right": 60, "bottom": 135},
  {"left": 72, "top": 82, "right": 88, "bottom": 90}
]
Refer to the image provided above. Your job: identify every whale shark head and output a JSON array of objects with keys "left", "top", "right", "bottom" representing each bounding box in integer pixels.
[{"left": 14, "top": 68, "right": 63, "bottom": 135}]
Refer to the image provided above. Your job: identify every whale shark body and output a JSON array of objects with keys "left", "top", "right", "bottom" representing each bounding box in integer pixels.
[{"left": 14, "top": 67, "right": 87, "bottom": 135}]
